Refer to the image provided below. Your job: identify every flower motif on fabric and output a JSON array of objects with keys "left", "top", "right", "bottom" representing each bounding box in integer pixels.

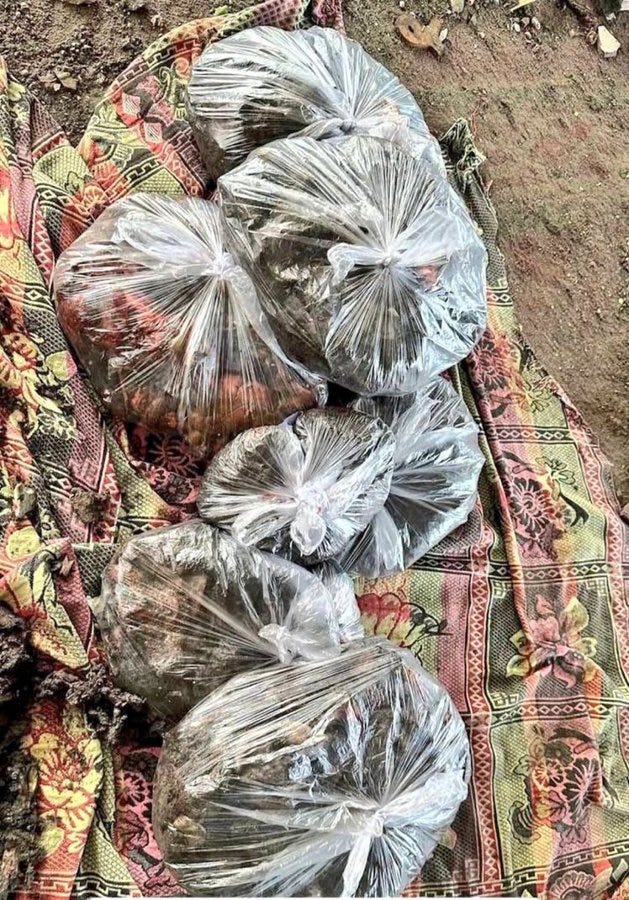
[
  {"left": 126, "top": 424, "right": 201, "bottom": 508},
  {"left": 1, "top": 330, "right": 75, "bottom": 425},
  {"left": 468, "top": 327, "right": 528, "bottom": 416},
  {"left": 359, "top": 589, "right": 415, "bottom": 647},
  {"left": 23, "top": 708, "right": 103, "bottom": 861},
  {"left": 113, "top": 746, "right": 181, "bottom": 896},
  {"left": 510, "top": 725, "right": 603, "bottom": 842},
  {"left": 547, "top": 870, "right": 596, "bottom": 900},
  {"left": 118, "top": 769, "right": 150, "bottom": 811},
  {"left": 358, "top": 588, "right": 446, "bottom": 655},
  {"left": 537, "top": 456, "right": 589, "bottom": 529},
  {"left": 509, "top": 474, "right": 565, "bottom": 555},
  {"left": 117, "top": 808, "right": 150, "bottom": 854},
  {"left": 541, "top": 457, "right": 579, "bottom": 491},
  {"left": 507, "top": 595, "right": 597, "bottom": 687}
]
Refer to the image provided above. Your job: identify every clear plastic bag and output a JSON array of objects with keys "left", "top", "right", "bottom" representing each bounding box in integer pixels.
[
  {"left": 54, "top": 194, "right": 323, "bottom": 458},
  {"left": 337, "top": 378, "right": 484, "bottom": 577},
  {"left": 197, "top": 408, "right": 396, "bottom": 563},
  {"left": 153, "top": 638, "right": 470, "bottom": 897},
  {"left": 219, "top": 135, "right": 487, "bottom": 396},
  {"left": 94, "top": 520, "right": 341, "bottom": 721},
  {"left": 186, "top": 25, "right": 444, "bottom": 181},
  {"left": 312, "top": 560, "right": 364, "bottom": 643}
]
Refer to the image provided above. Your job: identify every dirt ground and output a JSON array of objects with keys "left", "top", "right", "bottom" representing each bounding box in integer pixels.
[{"left": 1, "top": 0, "right": 628, "bottom": 501}]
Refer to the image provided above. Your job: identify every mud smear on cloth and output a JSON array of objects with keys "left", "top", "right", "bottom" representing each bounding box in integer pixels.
[
  {"left": 34, "top": 665, "right": 146, "bottom": 745},
  {"left": 0, "top": 607, "right": 39, "bottom": 898}
]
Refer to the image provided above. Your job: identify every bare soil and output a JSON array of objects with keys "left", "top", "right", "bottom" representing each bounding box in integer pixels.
[{"left": 1, "top": 0, "right": 628, "bottom": 500}]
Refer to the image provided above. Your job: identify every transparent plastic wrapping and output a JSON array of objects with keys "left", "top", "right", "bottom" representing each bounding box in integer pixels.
[
  {"left": 94, "top": 520, "right": 341, "bottom": 721},
  {"left": 153, "top": 638, "right": 470, "bottom": 897},
  {"left": 54, "top": 194, "right": 323, "bottom": 458},
  {"left": 186, "top": 25, "right": 444, "bottom": 181},
  {"left": 338, "top": 378, "right": 484, "bottom": 577},
  {"left": 197, "top": 408, "right": 396, "bottom": 563},
  {"left": 219, "top": 135, "right": 487, "bottom": 396},
  {"left": 312, "top": 560, "right": 364, "bottom": 643}
]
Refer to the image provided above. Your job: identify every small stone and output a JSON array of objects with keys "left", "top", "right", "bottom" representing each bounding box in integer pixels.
[
  {"left": 399, "top": 0, "right": 406, "bottom": 8},
  {"left": 569, "top": 27, "right": 577, "bottom": 36},
  {"left": 479, "top": 29, "right": 486, "bottom": 36},
  {"left": 597, "top": 25, "right": 620, "bottom": 57},
  {"left": 521, "top": 16, "right": 530, "bottom": 25},
  {"left": 470, "top": 13, "right": 478, "bottom": 24},
  {"left": 13, "top": 485, "right": 36, "bottom": 519},
  {"left": 512, "top": 20, "right": 521, "bottom": 31},
  {"left": 450, "top": 0, "right": 465, "bottom": 13},
  {"left": 531, "top": 15, "right": 541, "bottom": 28}
]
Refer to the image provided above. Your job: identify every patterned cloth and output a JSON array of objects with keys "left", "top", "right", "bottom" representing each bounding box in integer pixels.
[{"left": 0, "top": 2, "right": 627, "bottom": 897}]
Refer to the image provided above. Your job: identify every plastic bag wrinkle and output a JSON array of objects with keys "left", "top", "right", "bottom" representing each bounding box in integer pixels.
[{"left": 337, "top": 378, "right": 485, "bottom": 576}]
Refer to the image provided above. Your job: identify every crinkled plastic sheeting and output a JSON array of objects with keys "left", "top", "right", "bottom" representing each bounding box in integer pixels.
[
  {"left": 219, "top": 135, "right": 487, "bottom": 395},
  {"left": 186, "top": 25, "right": 444, "bottom": 180},
  {"left": 197, "top": 408, "right": 395, "bottom": 563},
  {"left": 312, "top": 560, "right": 364, "bottom": 642},
  {"left": 338, "top": 378, "right": 484, "bottom": 577},
  {"left": 153, "top": 638, "right": 470, "bottom": 897},
  {"left": 95, "top": 520, "right": 344, "bottom": 721},
  {"left": 54, "top": 194, "right": 323, "bottom": 458}
]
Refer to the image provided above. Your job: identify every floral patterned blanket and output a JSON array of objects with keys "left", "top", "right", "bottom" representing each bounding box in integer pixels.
[{"left": 0, "top": 2, "right": 628, "bottom": 898}]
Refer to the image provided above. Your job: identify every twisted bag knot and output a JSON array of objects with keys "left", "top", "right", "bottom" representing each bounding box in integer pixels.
[
  {"left": 347, "top": 807, "right": 385, "bottom": 838},
  {"left": 206, "top": 250, "right": 237, "bottom": 280},
  {"left": 379, "top": 250, "right": 402, "bottom": 268},
  {"left": 290, "top": 482, "right": 331, "bottom": 555},
  {"left": 257, "top": 623, "right": 296, "bottom": 664},
  {"left": 339, "top": 116, "right": 359, "bottom": 133}
]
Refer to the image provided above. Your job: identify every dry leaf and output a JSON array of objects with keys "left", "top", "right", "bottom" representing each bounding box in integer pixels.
[
  {"left": 39, "top": 72, "right": 60, "bottom": 91},
  {"left": 509, "top": 0, "right": 534, "bottom": 11},
  {"left": 396, "top": 14, "right": 446, "bottom": 56},
  {"left": 55, "top": 68, "right": 78, "bottom": 91}
]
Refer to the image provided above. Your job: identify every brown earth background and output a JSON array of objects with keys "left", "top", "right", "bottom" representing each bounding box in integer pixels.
[{"left": 1, "top": 0, "right": 628, "bottom": 500}]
